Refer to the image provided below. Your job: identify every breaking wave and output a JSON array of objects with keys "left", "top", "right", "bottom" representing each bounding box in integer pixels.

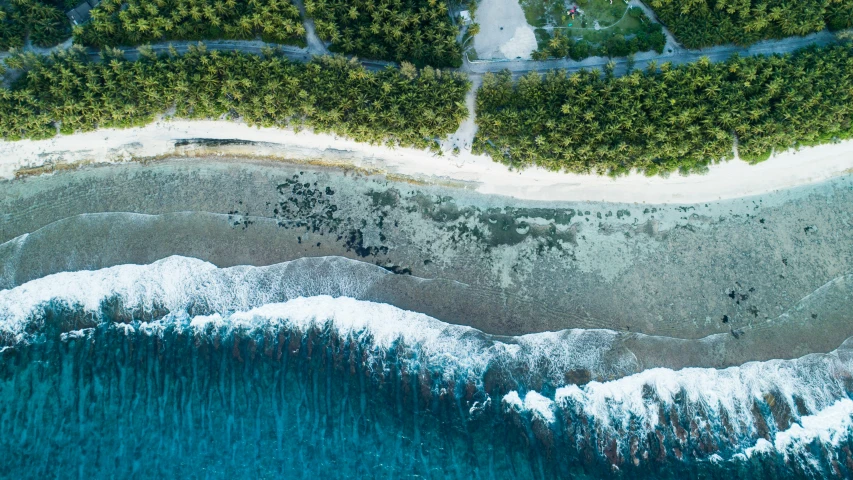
[{"left": 1, "top": 257, "right": 851, "bottom": 478}]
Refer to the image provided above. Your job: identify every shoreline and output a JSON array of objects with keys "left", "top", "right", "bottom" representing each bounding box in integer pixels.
[
  {"left": 3, "top": 158, "right": 852, "bottom": 343},
  {"left": 2, "top": 119, "right": 852, "bottom": 204}
]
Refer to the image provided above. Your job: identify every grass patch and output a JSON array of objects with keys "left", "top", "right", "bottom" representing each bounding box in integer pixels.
[
  {"left": 574, "top": 0, "right": 627, "bottom": 27},
  {"left": 520, "top": 0, "right": 567, "bottom": 28},
  {"left": 571, "top": 11, "right": 646, "bottom": 42},
  {"left": 521, "top": 0, "right": 632, "bottom": 29},
  {"left": 533, "top": 6, "right": 665, "bottom": 60}
]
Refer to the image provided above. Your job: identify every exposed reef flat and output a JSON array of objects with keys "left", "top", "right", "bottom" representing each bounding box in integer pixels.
[{"left": 2, "top": 157, "right": 853, "bottom": 367}]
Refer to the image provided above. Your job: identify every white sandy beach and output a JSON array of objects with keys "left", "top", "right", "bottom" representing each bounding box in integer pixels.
[{"left": 1, "top": 119, "right": 852, "bottom": 204}]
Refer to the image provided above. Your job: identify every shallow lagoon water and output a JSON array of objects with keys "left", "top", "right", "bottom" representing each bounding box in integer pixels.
[{"left": 3, "top": 160, "right": 853, "bottom": 341}]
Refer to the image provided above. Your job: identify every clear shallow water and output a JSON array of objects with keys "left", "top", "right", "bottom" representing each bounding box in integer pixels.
[{"left": 1, "top": 258, "right": 852, "bottom": 478}]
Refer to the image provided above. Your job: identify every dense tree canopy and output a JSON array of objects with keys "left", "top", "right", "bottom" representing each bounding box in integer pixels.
[
  {"left": 0, "top": 45, "right": 469, "bottom": 149},
  {"left": 649, "top": 0, "right": 853, "bottom": 49},
  {"left": 474, "top": 45, "right": 853, "bottom": 176},
  {"left": 76, "top": 0, "right": 305, "bottom": 47},
  {"left": 305, "top": 0, "right": 461, "bottom": 67},
  {"left": 1, "top": 0, "right": 71, "bottom": 51}
]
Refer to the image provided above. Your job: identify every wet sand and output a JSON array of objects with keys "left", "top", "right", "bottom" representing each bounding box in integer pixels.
[{"left": 2, "top": 157, "right": 852, "bottom": 367}]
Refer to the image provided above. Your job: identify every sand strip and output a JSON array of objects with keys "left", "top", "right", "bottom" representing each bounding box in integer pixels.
[{"left": 2, "top": 119, "right": 852, "bottom": 204}]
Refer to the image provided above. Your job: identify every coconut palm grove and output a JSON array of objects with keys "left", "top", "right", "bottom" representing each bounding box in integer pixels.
[
  {"left": 1, "top": 0, "right": 852, "bottom": 172},
  {"left": 474, "top": 46, "right": 853, "bottom": 175}
]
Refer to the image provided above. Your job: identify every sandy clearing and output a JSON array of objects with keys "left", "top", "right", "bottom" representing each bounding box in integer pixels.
[
  {"left": 1, "top": 119, "right": 852, "bottom": 204},
  {"left": 499, "top": 26, "right": 538, "bottom": 59},
  {"left": 472, "top": 0, "right": 537, "bottom": 60}
]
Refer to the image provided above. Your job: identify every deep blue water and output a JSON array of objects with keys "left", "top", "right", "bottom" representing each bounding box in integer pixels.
[{"left": 1, "top": 259, "right": 852, "bottom": 479}]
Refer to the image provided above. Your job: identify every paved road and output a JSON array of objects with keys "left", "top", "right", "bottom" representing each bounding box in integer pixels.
[
  {"left": 0, "top": 39, "right": 394, "bottom": 72},
  {"left": 114, "top": 40, "right": 393, "bottom": 71},
  {"left": 462, "top": 29, "right": 838, "bottom": 78},
  {"left": 121, "top": 28, "right": 842, "bottom": 80},
  {"left": 0, "top": 28, "right": 839, "bottom": 80}
]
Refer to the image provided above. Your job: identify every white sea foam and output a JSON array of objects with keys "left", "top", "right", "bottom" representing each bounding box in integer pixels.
[
  {"left": 731, "top": 399, "right": 853, "bottom": 463},
  {"left": 4, "top": 256, "right": 853, "bottom": 464},
  {"left": 0, "top": 257, "right": 636, "bottom": 379},
  {"left": 494, "top": 357, "right": 853, "bottom": 459},
  {"left": 774, "top": 398, "right": 853, "bottom": 454},
  {"left": 186, "top": 297, "right": 497, "bottom": 375},
  {"left": 181, "top": 297, "right": 638, "bottom": 381},
  {"left": 743, "top": 438, "right": 774, "bottom": 458},
  {"left": 503, "top": 391, "right": 556, "bottom": 423},
  {"left": 566, "top": 360, "right": 845, "bottom": 427},
  {"left": 0, "top": 255, "right": 388, "bottom": 341},
  {"left": 503, "top": 391, "right": 523, "bottom": 409}
]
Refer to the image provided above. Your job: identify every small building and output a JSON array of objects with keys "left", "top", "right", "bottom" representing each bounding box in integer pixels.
[
  {"left": 459, "top": 10, "right": 472, "bottom": 25},
  {"left": 66, "top": 0, "right": 100, "bottom": 26}
]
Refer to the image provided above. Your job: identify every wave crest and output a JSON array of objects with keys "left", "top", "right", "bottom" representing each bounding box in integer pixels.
[{"left": 2, "top": 257, "right": 852, "bottom": 477}]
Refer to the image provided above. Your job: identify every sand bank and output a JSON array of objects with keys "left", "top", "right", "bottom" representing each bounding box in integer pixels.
[{"left": 2, "top": 119, "right": 852, "bottom": 203}]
